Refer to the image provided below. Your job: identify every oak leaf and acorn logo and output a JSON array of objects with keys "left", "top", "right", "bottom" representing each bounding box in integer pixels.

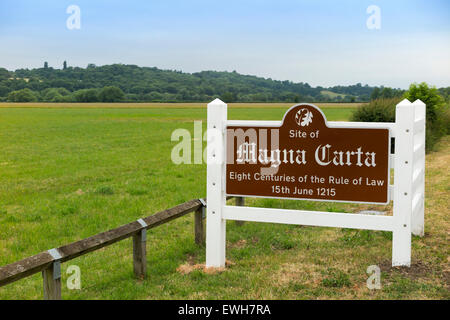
[{"left": 295, "top": 108, "right": 313, "bottom": 127}]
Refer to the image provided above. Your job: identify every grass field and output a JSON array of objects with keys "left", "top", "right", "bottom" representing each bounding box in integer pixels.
[{"left": 0, "top": 103, "right": 448, "bottom": 300}]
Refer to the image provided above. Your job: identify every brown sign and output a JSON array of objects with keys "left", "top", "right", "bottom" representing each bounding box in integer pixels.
[{"left": 226, "top": 104, "right": 390, "bottom": 204}]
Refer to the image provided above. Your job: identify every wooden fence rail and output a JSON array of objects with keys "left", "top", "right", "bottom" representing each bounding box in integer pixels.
[{"left": 0, "top": 196, "right": 243, "bottom": 299}]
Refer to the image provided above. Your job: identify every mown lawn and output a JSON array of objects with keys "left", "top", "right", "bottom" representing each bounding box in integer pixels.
[{"left": 0, "top": 103, "right": 448, "bottom": 300}]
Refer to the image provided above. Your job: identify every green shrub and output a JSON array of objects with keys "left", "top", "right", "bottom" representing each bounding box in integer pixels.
[
  {"left": 404, "top": 82, "right": 448, "bottom": 152},
  {"left": 352, "top": 83, "right": 449, "bottom": 152},
  {"left": 405, "top": 83, "right": 444, "bottom": 125},
  {"left": 350, "top": 98, "right": 399, "bottom": 122}
]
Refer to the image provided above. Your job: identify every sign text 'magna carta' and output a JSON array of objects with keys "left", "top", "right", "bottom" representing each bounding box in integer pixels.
[{"left": 226, "top": 104, "right": 391, "bottom": 204}]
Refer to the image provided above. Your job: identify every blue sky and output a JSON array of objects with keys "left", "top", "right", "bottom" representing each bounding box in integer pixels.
[{"left": 0, "top": 0, "right": 449, "bottom": 88}]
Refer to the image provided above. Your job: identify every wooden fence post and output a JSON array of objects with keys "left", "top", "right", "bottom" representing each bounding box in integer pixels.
[
  {"left": 42, "top": 261, "right": 61, "bottom": 300},
  {"left": 195, "top": 201, "right": 205, "bottom": 245},
  {"left": 194, "top": 208, "right": 205, "bottom": 245},
  {"left": 235, "top": 197, "right": 245, "bottom": 226},
  {"left": 133, "top": 219, "right": 147, "bottom": 279}
]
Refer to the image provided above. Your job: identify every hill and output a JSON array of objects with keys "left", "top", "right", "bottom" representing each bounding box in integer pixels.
[{"left": 0, "top": 64, "right": 405, "bottom": 103}]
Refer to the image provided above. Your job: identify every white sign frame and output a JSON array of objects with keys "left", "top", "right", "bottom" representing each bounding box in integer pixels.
[{"left": 206, "top": 99, "right": 426, "bottom": 268}]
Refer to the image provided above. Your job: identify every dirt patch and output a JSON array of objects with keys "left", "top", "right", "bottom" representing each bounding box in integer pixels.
[
  {"left": 379, "top": 259, "right": 441, "bottom": 281},
  {"left": 177, "top": 259, "right": 234, "bottom": 275},
  {"left": 349, "top": 203, "right": 393, "bottom": 216},
  {"left": 274, "top": 262, "right": 322, "bottom": 287},
  {"left": 228, "top": 237, "right": 260, "bottom": 249},
  {"left": 228, "top": 239, "right": 247, "bottom": 249},
  {"left": 176, "top": 263, "right": 205, "bottom": 274}
]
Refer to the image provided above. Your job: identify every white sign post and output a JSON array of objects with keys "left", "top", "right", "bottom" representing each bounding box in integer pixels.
[
  {"left": 206, "top": 98, "right": 425, "bottom": 268},
  {"left": 392, "top": 99, "right": 426, "bottom": 266},
  {"left": 206, "top": 99, "right": 227, "bottom": 267}
]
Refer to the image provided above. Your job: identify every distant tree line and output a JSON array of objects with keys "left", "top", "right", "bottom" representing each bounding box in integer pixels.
[
  {"left": 370, "top": 87, "right": 404, "bottom": 100},
  {"left": 0, "top": 63, "right": 446, "bottom": 103}
]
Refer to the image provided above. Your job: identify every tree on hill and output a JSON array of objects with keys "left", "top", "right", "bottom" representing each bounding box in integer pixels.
[
  {"left": 221, "top": 92, "right": 236, "bottom": 103},
  {"left": 74, "top": 89, "right": 100, "bottom": 102},
  {"left": 99, "top": 86, "right": 124, "bottom": 102},
  {"left": 0, "top": 85, "right": 10, "bottom": 97},
  {"left": 0, "top": 68, "right": 11, "bottom": 80},
  {"left": 41, "top": 88, "right": 71, "bottom": 102},
  {"left": 370, "top": 87, "right": 381, "bottom": 100},
  {"left": 370, "top": 87, "right": 403, "bottom": 100},
  {"left": 7, "top": 88, "right": 38, "bottom": 102}
]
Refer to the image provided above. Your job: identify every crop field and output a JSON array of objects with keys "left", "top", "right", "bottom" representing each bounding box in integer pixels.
[
  {"left": 0, "top": 102, "right": 363, "bottom": 110},
  {"left": 0, "top": 103, "right": 448, "bottom": 300}
]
